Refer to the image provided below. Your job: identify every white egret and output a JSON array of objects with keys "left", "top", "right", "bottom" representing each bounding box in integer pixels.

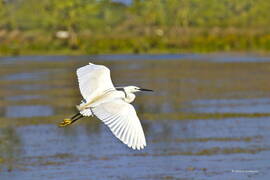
[{"left": 59, "top": 63, "right": 153, "bottom": 150}]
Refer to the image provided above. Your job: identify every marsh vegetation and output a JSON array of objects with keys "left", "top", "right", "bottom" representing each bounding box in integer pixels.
[{"left": 1, "top": 0, "right": 270, "bottom": 55}]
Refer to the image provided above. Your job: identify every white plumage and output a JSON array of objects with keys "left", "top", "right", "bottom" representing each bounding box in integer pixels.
[
  {"left": 77, "top": 63, "right": 114, "bottom": 103},
  {"left": 92, "top": 100, "right": 146, "bottom": 150},
  {"left": 74, "top": 63, "right": 150, "bottom": 150}
]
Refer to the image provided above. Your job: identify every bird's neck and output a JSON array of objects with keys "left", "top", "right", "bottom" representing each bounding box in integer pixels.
[{"left": 123, "top": 92, "right": 136, "bottom": 103}]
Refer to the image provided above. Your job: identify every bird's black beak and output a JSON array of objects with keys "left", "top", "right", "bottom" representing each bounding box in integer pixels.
[{"left": 139, "top": 88, "right": 153, "bottom": 92}]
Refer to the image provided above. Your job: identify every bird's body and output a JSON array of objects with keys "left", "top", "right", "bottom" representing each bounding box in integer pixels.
[
  {"left": 59, "top": 63, "right": 153, "bottom": 150},
  {"left": 77, "top": 90, "right": 124, "bottom": 111}
]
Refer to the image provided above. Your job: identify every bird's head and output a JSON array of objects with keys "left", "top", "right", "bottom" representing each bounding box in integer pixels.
[{"left": 117, "top": 86, "right": 153, "bottom": 93}]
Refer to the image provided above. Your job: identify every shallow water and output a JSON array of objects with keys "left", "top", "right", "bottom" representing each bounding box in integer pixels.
[{"left": 0, "top": 54, "right": 270, "bottom": 179}]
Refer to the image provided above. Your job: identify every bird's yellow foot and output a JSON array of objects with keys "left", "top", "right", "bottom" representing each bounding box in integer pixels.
[{"left": 59, "top": 118, "right": 72, "bottom": 127}]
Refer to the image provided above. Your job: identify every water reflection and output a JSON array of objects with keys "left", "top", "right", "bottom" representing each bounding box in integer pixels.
[
  {"left": 0, "top": 127, "right": 22, "bottom": 171},
  {"left": 5, "top": 95, "right": 45, "bottom": 101},
  {"left": 188, "top": 98, "right": 270, "bottom": 114},
  {"left": 15, "top": 118, "right": 267, "bottom": 157},
  {"left": 1, "top": 72, "right": 49, "bottom": 81},
  {"left": 5, "top": 105, "right": 54, "bottom": 118},
  {"left": 0, "top": 116, "right": 267, "bottom": 179},
  {"left": 7, "top": 84, "right": 51, "bottom": 91},
  {"left": 0, "top": 55, "right": 270, "bottom": 179}
]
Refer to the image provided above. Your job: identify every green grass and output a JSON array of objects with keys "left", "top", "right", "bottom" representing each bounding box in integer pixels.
[
  {"left": 1, "top": 0, "right": 270, "bottom": 55},
  {"left": 1, "top": 29, "right": 270, "bottom": 56}
]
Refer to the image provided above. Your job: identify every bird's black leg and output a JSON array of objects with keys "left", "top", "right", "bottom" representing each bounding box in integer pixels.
[
  {"left": 70, "top": 112, "right": 81, "bottom": 120},
  {"left": 69, "top": 114, "right": 84, "bottom": 125}
]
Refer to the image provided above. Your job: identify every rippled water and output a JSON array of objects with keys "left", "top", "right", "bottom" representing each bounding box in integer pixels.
[{"left": 0, "top": 54, "right": 270, "bottom": 179}]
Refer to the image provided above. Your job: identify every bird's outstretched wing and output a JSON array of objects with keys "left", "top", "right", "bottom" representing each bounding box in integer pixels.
[
  {"left": 77, "top": 63, "right": 115, "bottom": 102},
  {"left": 92, "top": 99, "right": 146, "bottom": 150}
]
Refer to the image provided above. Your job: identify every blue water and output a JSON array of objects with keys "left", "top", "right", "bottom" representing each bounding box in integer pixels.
[
  {"left": 0, "top": 117, "right": 269, "bottom": 180},
  {"left": 1, "top": 53, "right": 270, "bottom": 65},
  {"left": 0, "top": 54, "right": 269, "bottom": 180}
]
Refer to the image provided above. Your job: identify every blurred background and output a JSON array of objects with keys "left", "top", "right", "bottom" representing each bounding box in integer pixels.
[
  {"left": 1, "top": 0, "right": 270, "bottom": 180},
  {"left": 1, "top": 0, "right": 270, "bottom": 55}
]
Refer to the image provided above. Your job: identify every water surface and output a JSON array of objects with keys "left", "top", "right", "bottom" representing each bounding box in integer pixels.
[{"left": 0, "top": 54, "right": 269, "bottom": 179}]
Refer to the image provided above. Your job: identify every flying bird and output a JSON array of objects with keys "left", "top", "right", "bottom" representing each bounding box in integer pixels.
[{"left": 59, "top": 63, "right": 153, "bottom": 150}]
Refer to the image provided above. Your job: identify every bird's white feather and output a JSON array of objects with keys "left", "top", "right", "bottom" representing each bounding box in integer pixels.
[
  {"left": 80, "top": 108, "right": 93, "bottom": 116},
  {"left": 76, "top": 63, "right": 115, "bottom": 102},
  {"left": 92, "top": 99, "right": 146, "bottom": 150}
]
